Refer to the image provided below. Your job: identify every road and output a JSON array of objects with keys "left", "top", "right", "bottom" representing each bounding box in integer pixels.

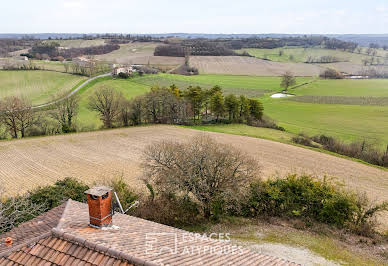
[{"left": 32, "top": 73, "right": 111, "bottom": 109}]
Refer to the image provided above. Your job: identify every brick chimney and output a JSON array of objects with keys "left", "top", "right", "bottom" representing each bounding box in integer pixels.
[{"left": 84, "top": 186, "right": 113, "bottom": 228}]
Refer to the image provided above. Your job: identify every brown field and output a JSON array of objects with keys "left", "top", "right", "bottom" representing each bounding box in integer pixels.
[
  {"left": 95, "top": 42, "right": 184, "bottom": 71},
  {"left": 1, "top": 125, "right": 387, "bottom": 228},
  {"left": 319, "top": 62, "right": 388, "bottom": 75},
  {"left": 1, "top": 125, "right": 387, "bottom": 199},
  {"left": 189, "top": 56, "right": 325, "bottom": 76}
]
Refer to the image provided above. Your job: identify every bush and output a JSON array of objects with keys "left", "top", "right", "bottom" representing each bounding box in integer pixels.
[
  {"left": 248, "top": 116, "right": 285, "bottom": 131},
  {"left": 311, "top": 135, "right": 388, "bottom": 168},
  {"left": 320, "top": 68, "right": 344, "bottom": 79},
  {"left": 118, "top": 72, "right": 129, "bottom": 79},
  {"left": 292, "top": 133, "right": 319, "bottom": 148},
  {"left": 1, "top": 178, "right": 89, "bottom": 233},
  {"left": 110, "top": 177, "right": 138, "bottom": 211},
  {"left": 243, "top": 175, "right": 388, "bottom": 234},
  {"left": 143, "top": 135, "right": 259, "bottom": 219},
  {"left": 29, "top": 178, "right": 89, "bottom": 210}
]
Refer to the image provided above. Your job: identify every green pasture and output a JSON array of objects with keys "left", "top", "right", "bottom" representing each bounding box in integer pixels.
[
  {"left": 76, "top": 77, "right": 151, "bottom": 130},
  {"left": 0, "top": 70, "right": 87, "bottom": 105},
  {"left": 235, "top": 47, "right": 381, "bottom": 64}
]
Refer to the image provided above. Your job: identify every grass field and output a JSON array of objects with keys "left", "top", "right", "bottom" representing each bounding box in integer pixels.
[
  {"left": 263, "top": 98, "right": 388, "bottom": 148},
  {"left": 131, "top": 73, "right": 311, "bottom": 95},
  {"left": 0, "top": 70, "right": 87, "bottom": 105},
  {"left": 74, "top": 74, "right": 311, "bottom": 129},
  {"left": 77, "top": 74, "right": 388, "bottom": 148},
  {"left": 261, "top": 78, "right": 388, "bottom": 148},
  {"left": 76, "top": 77, "right": 151, "bottom": 130},
  {"left": 235, "top": 47, "right": 387, "bottom": 65},
  {"left": 185, "top": 124, "right": 295, "bottom": 144},
  {"left": 44, "top": 39, "right": 106, "bottom": 48}
]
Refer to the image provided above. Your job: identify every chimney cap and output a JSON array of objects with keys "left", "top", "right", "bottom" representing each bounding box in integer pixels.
[{"left": 85, "top": 186, "right": 112, "bottom": 197}]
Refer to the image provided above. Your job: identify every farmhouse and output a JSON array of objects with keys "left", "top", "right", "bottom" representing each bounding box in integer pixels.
[
  {"left": 0, "top": 186, "right": 296, "bottom": 266},
  {"left": 113, "top": 65, "right": 133, "bottom": 76}
]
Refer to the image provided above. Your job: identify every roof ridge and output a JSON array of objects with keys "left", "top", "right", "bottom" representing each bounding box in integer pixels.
[
  {"left": 55, "top": 198, "right": 73, "bottom": 230},
  {"left": 0, "top": 232, "right": 51, "bottom": 259},
  {"left": 51, "top": 228, "right": 158, "bottom": 266}
]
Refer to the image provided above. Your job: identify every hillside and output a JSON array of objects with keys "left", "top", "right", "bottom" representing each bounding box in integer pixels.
[
  {"left": 1, "top": 126, "right": 386, "bottom": 219},
  {"left": 0, "top": 70, "right": 87, "bottom": 105},
  {"left": 189, "top": 56, "right": 325, "bottom": 76}
]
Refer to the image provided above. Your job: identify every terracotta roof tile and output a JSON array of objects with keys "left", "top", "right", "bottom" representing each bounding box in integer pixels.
[
  {"left": 0, "top": 235, "right": 135, "bottom": 266},
  {"left": 0, "top": 199, "right": 298, "bottom": 265},
  {"left": 0, "top": 203, "right": 66, "bottom": 253}
]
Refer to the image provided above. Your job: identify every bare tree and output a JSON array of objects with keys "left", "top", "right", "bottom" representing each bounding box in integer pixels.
[
  {"left": 0, "top": 192, "right": 45, "bottom": 234},
  {"left": 88, "top": 87, "right": 123, "bottom": 128},
  {"left": 280, "top": 71, "right": 296, "bottom": 91},
  {"left": 63, "top": 62, "right": 70, "bottom": 73},
  {"left": 0, "top": 97, "right": 34, "bottom": 138},
  {"left": 16, "top": 99, "right": 34, "bottom": 138},
  {"left": 143, "top": 135, "right": 259, "bottom": 219},
  {"left": 51, "top": 95, "right": 79, "bottom": 133}
]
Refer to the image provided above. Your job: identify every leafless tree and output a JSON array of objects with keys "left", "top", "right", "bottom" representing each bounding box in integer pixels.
[
  {"left": 119, "top": 99, "right": 131, "bottom": 127},
  {"left": 280, "top": 71, "right": 296, "bottom": 91},
  {"left": 143, "top": 135, "right": 259, "bottom": 218},
  {"left": 88, "top": 87, "right": 123, "bottom": 128},
  {"left": 51, "top": 95, "right": 79, "bottom": 132},
  {"left": 63, "top": 62, "right": 70, "bottom": 73},
  {"left": 0, "top": 97, "right": 34, "bottom": 138},
  {"left": 0, "top": 187, "right": 45, "bottom": 234}
]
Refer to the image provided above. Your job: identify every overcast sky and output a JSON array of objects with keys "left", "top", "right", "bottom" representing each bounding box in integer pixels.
[{"left": 1, "top": 0, "right": 387, "bottom": 34}]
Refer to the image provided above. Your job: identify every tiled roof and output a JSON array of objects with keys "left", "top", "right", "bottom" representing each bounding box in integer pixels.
[
  {"left": 0, "top": 199, "right": 298, "bottom": 265},
  {"left": 0, "top": 203, "right": 66, "bottom": 253},
  {"left": 0, "top": 235, "right": 133, "bottom": 266}
]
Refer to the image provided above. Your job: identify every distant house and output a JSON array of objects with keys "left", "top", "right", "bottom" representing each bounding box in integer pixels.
[
  {"left": 113, "top": 65, "right": 133, "bottom": 76},
  {"left": 14, "top": 56, "right": 28, "bottom": 61}
]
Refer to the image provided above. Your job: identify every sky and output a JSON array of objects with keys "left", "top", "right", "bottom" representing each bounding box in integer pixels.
[{"left": 1, "top": 0, "right": 388, "bottom": 34}]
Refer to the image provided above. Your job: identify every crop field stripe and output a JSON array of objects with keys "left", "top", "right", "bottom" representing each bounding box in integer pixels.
[{"left": 288, "top": 96, "right": 388, "bottom": 106}]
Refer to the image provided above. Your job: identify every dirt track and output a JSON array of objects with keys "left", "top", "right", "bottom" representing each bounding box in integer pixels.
[{"left": 1, "top": 125, "right": 387, "bottom": 225}]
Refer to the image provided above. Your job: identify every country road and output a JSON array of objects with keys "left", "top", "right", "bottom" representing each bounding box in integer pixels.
[{"left": 32, "top": 73, "right": 111, "bottom": 109}]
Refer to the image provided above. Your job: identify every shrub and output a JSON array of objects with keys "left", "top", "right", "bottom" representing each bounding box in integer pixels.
[
  {"left": 118, "top": 72, "right": 129, "bottom": 79},
  {"left": 143, "top": 135, "right": 259, "bottom": 219},
  {"left": 109, "top": 177, "right": 138, "bottom": 211},
  {"left": 320, "top": 68, "right": 344, "bottom": 79},
  {"left": 311, "top": 135, "right": 388, "bottom": 168},
  {"left": 292, "top": 133, "right": 319, "bottom": 148},
  {"left": 29, "top": 178, "right": 89, "bottom": 210},
  {"left": 1, "top": 178, "right": 89, "bottom": 233},
  {"left": 243, "top": 175, "right": 388, "bottom": 234}
]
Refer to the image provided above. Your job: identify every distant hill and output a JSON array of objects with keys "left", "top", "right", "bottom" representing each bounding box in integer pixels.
[{"left": 1, "top": 33, "right": 388, "bottom": 46}]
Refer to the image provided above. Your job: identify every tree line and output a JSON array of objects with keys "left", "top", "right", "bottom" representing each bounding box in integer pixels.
[
  {"left": 28, "top": 43, "right": 120, "bottom": 60},
  {"left": 0, "top": 84, "right": 265, "bottom": 139},
  {"left": 0, "top": 95, "right": 80, "bottom": 139},
  {"left": 88, "top": 85, "right": 264, "bottom": 128}
]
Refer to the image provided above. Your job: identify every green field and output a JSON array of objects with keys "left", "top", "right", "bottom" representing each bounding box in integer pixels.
[
  {"left": 0, "top": 70, "right": 87, "bottom": 105},
  {"left": 3, "top": 70, "right": 383, "bottom": 149},
  {"left": 75, "top": 74, "right": 310, "bottom": 129},
  {"left": 44, "top": 39, "right": 106, "bottom": 48},
  {"left": 77, "top": 77, "right": 151, "bottom": 130},
  {"left": 131, "top": 73, "right": 311, "bottom": 97},
  {"left": 294, "top": 79, "right": 388, "bottom": 97},
  {"left": 185, "top": 124, "right": 295, "bottom": 144},
  {"left": 75, "top": 74, "right": 388, "bottom": 148},
  {"left": 235, "top": 47, "right": 385, "bottom": 64}
]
